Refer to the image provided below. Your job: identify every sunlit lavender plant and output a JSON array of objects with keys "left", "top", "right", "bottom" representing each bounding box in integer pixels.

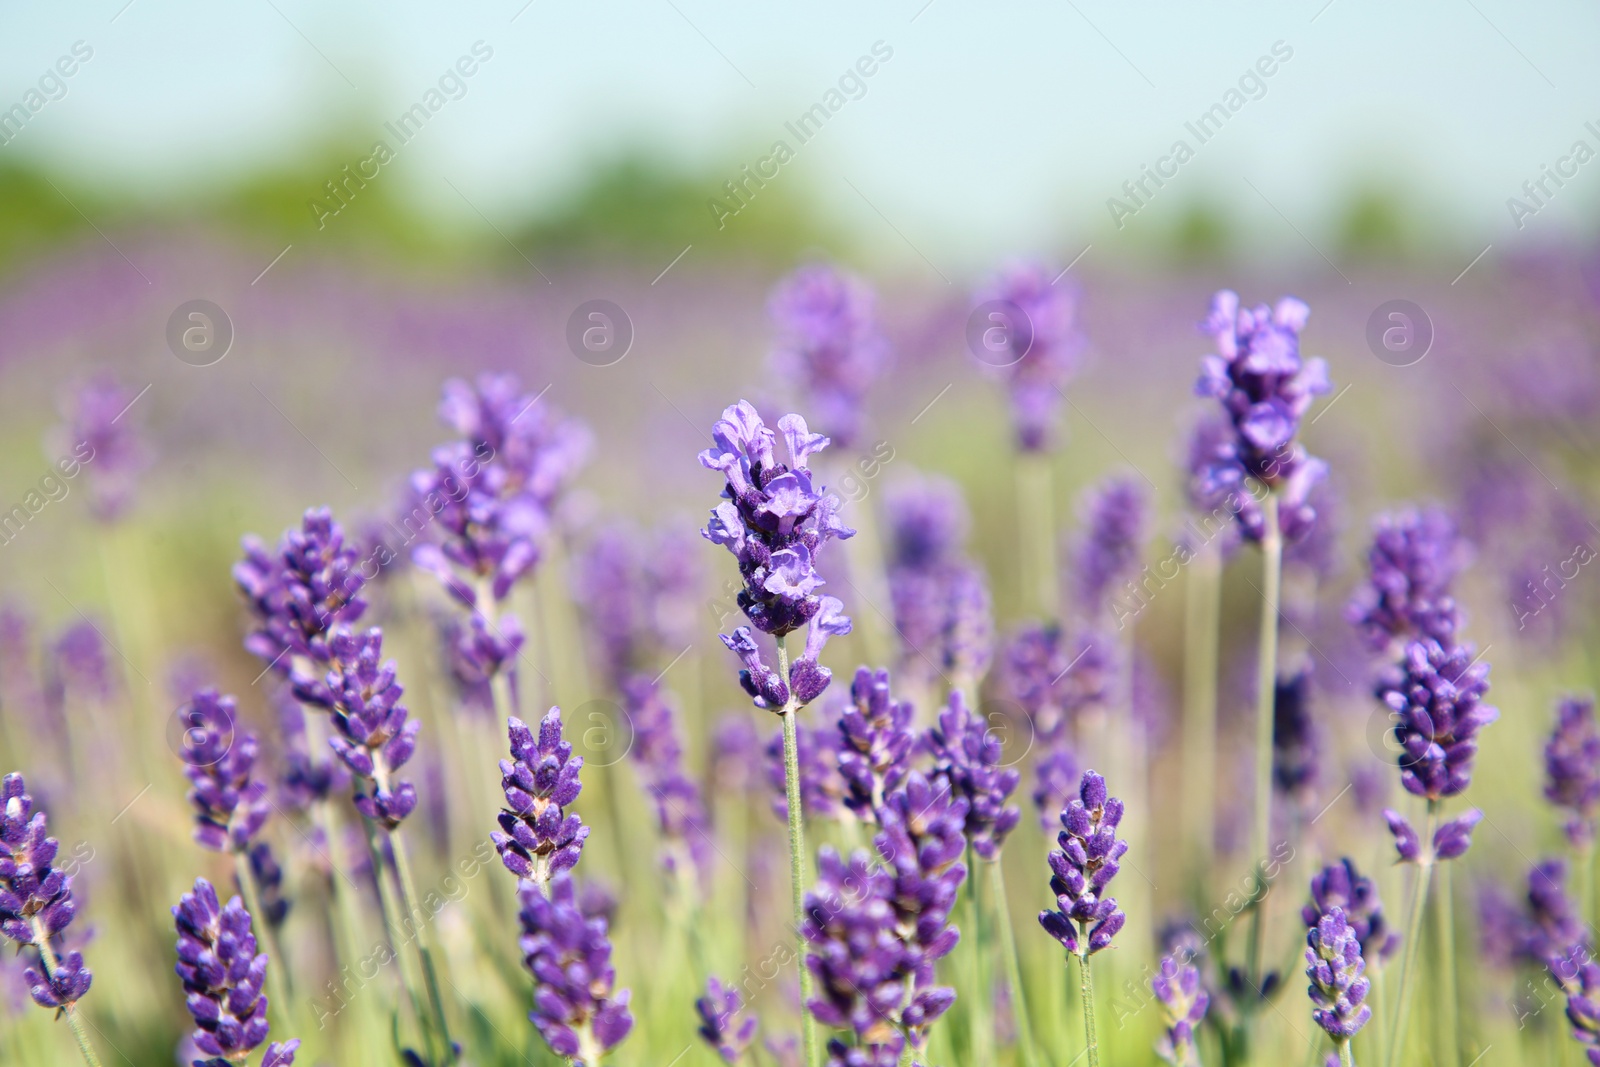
[
  {"left": 768, "top": 261, "right": 890, "bottom": 451},
  {"left": 1305, "top": 908, "right": 1371, "bottom": 1066},
  {"left": 696, "top": 977, "right": 758, "bottom": 1064},
  {"left": 491, "top": 708, "right": 588, "bottom": 887},
  {"left": 1151, "top": 953, "right": 1208, "bottom": 1067},
  {"left": 518, "top": 873, "right": 633, "bottom": 1065},
  {"left": 54, "top": 373, "right": 148, "bottom": 522}
]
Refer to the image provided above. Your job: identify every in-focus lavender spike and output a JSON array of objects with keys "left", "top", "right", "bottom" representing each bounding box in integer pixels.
[
  {"left": 1038, "top": 770, "right": 1127, "bottom": 956},
  {"left": 926, "top": 690, "right": 1021, "bottom": 860},
  {"left": 518, "top": 874, "right": 633, "bottom": 1062},
  {"left": 1, "top": 773, "right": 92, "bottom": 1011},
  {"left": 1304, "top": 907, "right": 1372, "bottom": 1042},
  {"left": 491, "top": 708, "right": 589, "bottom": 884},
  {"left": 172, "top": 877, "right": 296, "bottom": 1064}
]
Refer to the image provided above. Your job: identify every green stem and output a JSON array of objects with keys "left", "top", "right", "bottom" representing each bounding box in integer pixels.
[
  {"left": 235, "top": 850, "right": 296, "bottom": 1029},
  {"left": 1182, "top": 543, "right": 1222, "bottom": 877},
  {"left": 30, "top": 921, "right": 104, "bottom": 1067},
  {"left": 390, "top": 825, "right": 456, "bottom": 1063},
  {"left": 361, "top": 819, "right": 430, "bottom": 1057},
  {"left": 1016, "top": 453, "right": 1057, "bottom": 618},
  {"left": 776, "top": 635, "right": 820, "bottom": 1067},
  {"left": 1385, "top": 802, "right": 1439, "bottom": 1067},
  {"left": 1435, "top": 859, "right": 1458, "bottom": 1067},
  {"left": 968, "top": 845, "right": 992, "bottom": 1067},
  {"left": 1251, "top": 492, "right": 1282, "bottom": 885},
  {"left": 1339, "top": 1038, "right": 1355, "bottom": 1067},
  {"left": 1076, "top": 943, "right": 1099, "bottom": 1067},
  {"left": 990, "top": 860, "right": 1040, "bottom": 1067}
]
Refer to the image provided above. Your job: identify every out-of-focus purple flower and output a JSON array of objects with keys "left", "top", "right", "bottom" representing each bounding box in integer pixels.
[
  {"left": 974, "top": 261, "right": 1085, "bottom": 453},
  {"left": 883, "top": 476, "right": 995, "bottom": 689},
  {"left": 766, "top": 720, "right": 845, "bottom": 824},
  {"left": 620, "top": 675, "right": 710, "bottom": 879},
  {"left": 1, "top": 774, "right": 91, "bottom": 1010},
  {"left": 1383, "top": 807, "right": 1482, "bottom": 864},
  {"left": 696, "top": 976, "right": 759, "bottom": 1063},
  {"left": 1564, "top": 959, "right": 1600, "bottom": 1064},
  {"left": 412, "top": 373, "right": 590, "bottom": 608},
  {"left": 1519, "top": 859, "right": 1592, "bottom": 991},
  {"left": 293, "top": 629, "right": 419, "bottom": 829},
  {"left": 245, "top": 842, "right": 290, "bottom": 930},
  {"left": 1383, "top": 808, "right": 1422, "bottom": 863},
  {"left": 711, "top": 713, "right": 763, "bottom": 795},
  {"left": 1546, "top": 695, "right": 1600, "bottom": 847},
  {"left": 44, "top": 621, "right": 115, "bottom": 710},
  {"left": 1038, "top": 770, "right": 1127, "bottom": 956},
  {"left": 491, "top": 709, "right": 588, "bottom": 885},
  {"left": 1304, "top": 907, "right": 1372, "bottom": 1041},
  {"left": 179, "top": 689, "right": 271, "bottom": 854},
  {"left": 768, "top": 263, "right": 890, "bottom": 451},
  {"left": 235, "top": 508, "right": 368, "bottom": 675},
  {"left": 54, "top": 373, "right": 149, "bottom": 521},
  {"left": 1000, "top": 623, "right": 1110, "bottom": 745},
  {"left": 1151, "top": 953, "right": 1208, "bottom": 1066},
  {"left": 438, "top": 610, "right": 524, "bottom": 712},
  {"left": 702, "top": 402, "right": 854, "bottom": 706},
  {"left": 172, "top": 877, "right": 295, "bottom": 1064},
  {"left": 517, "top": 874, "right": 633, "bottom": 1061},
  {"left": 926, "top": 691, "right": 1021, "bottom": 860},
  {"left": 1346, "top": 508, "right": 1467, "bottom": 654},
  {"left": 275, "top": 691, "right": 347, "bottom": 813},
  {"left": 572, "top": 521, "right": 703, "bottom": 687},
  {"left": 1032, "top": 743, "right": 1080, "bottom": 830},
  {"left": 1303, "top": 858, "right": 1399, "bottom": 967},
  {"left": 1379, "top": 639, "right": 1498, "bottom": 800},
  {"left": 835, "top": 667, "right": 916, "bottom": 824},
  {"left": 1071, "top": 475, "right": 1150, "bottom": 622},
  {"left": 1193, "top": 291, "right": 1332, "bottom": 544},
  {"left": 0, "top": 605, "right": 46, "bottom": 736},
  {"left": 1272, "top": 668, "right": 1319, "bottom": 808},
  {"left": 1180, "top": 413, "right": 1244, "bottom": 560}
]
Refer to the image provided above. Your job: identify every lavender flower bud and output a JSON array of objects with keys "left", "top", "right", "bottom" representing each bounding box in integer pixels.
[
  {"left": 1379, "top": 639, "right": 1498, "bottom": 800},
  {"left": 1346, "top": 507, "right": 1467, "bottom": 653},
  {"left": 1520, "top": 859, "right": 1592, "bottom": 990},
  {"left": 245, "top": 842, "right": 290, "bottom": 930},
  {"left": 925, "top": 691, "right": 1021, "bottom": 860},
  {"left": 696, "top": 976, "right": 758, "bottom": 1063},
  {"left": 234, "top": 507, "right": 368, "bottom": 675},
  {"left": 1303, "top": 858, "right": 1399, "bottom": 967},
  {"left": 1072, "top": 475, "right": 1150, "bottom": 622},
  {"left": 1546, "top": 695, "right": 1600, "bottom": 847},
  {"left": 1038, "top": 770, "right": 1127, "bottom": 956},
  {"left": 518, "top": 874, "right": 633, "bottom": 1061},
  {"left": 1383, "top": 809, "right": 1421, "bottom": 863},
  {"left": 1, "top": 774, "right": 91, "bottom": 1009},
  {"left": 835, "top": 667, "right": 916, "bottom": 824},
  {"left": 491, "top": 709, "right": 589, "bottom": 884},
  {"left": 1272, "top": 668, "right": 1319, "bottom": 808},
  {"left": 1304, "top": 907, "right": 1372, "bottom": 1041},
  {"left": 974, "top": 262, "right": 1084, "bottom": 453},
  {"left": 1431, "top": 810, "right": 1482, "bottom": 860},
  {"left": 1151, "top": 953, "right": 1208, "bottom": 1066},
  {"left": 179, "top": 689, "right": 271, "bottom": 854},
  {"left": 172, "top": 877, "right": 295, "bottom": 1063},
  {"left": 1564, "top": 960, "right": 1600, "bottom": 1063},
  {"left": 768, "top": 263, "right": 889, "bottom": 451}
]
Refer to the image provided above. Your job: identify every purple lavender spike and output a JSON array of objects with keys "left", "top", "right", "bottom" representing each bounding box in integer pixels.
[
  {"left": 1546, "top": 695, "right": 1600, "bottom": 847},
  {"left": 1272, "top": 668, "right": 1319, "bottom": 809},
  {"left": 926, "top": 690, "right": 1021, "bottom": 860},
  {"left": 234, "top": 507, "right": 368, "bottom": 676},
  {"left": 1304, "top": 858, "right": 1400, "bottom": 967},
  {"left": 1, "top": 774, "right": 92, "bottom": 1010},
  {"left": 1304, "top": 908, "right": 1372, "bottom": 1041},
  {"left": 1346, "top": 507, "right": 1467, "bottom": 654},
  {"left": 768, "top": 262, "right": 889, "bottom": 451},
  {"left": 1072, "top": 475, "right": 1150, "bottom": 624},
  {"left": 518, "top": 874, "right": 633, "bottom": 1061},
  {"left": 696, "top": 976, "right": 759, "bottom": 1063},
  {"left": 1151, "top": 953, "right": 1208, "bottom": 1066},
  {"left": 835, "top": 667, "right": 917, "bottom": 825},
  {"left": 1378, "top": 639, "right": 1498, "bottom": 801},
  {"left": 490, "top": 708, "right": 589, "bottom": 884},
  {"left": 1000, "top": 623, "right": 1110, "bottom": 746},
  {"left": 54, "top": 373, "right": 149, "bottom": 521},
  {"left": 178, "top": 689, "right": 271, "bottom": 854},
  {"left": 1038, "top": 770, "right": 1127, "bottom": 956},
  {"left": 974, "top": 261, "right": 1085, "bottom": 453},
  {"left": 172, "top": 878, "right": 293, "bottom": 1062},
  {"left": 620, "top": 676, "right": 710, "bottom": 879}
]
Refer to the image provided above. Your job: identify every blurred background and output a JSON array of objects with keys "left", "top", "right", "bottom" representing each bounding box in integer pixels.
[{"left": 2, "top": 2, "right": 1600, "bottom": 1065}]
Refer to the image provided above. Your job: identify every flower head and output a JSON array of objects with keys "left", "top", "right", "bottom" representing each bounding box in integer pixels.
[
  {"left": 234, "top": 507, "right": 368, "bottom": 675},
  {"left": 1346, "top": 507, "right": 1467, "bottom": 654},
  {"left": 1038, "top": 770, "right": 1127, "bottom": 956},
  {"left": 518, "top": 874, "right": 634, "bottom": 1062},
  {"left": 835, "top": 667, "right": 917, "bottom": 824},
  {"left": 172, "top": 877, "right": 296, "bottom": 1064},
  {"left": 1303, "top": 858, "right": 1399, "bottom": 967},
  {"left": 1546, "top": 695, "right": 1600, "bottom": 847},
  {"left": 974, "top": 261, "right": 1085, "bottom": 452},
  {"left": 768, "top": 263, "right": 889, "bottom": 451},
  {"left": 1072, "top": 475, "right": 1150, "bottom": 621},
  {"left": 620, "top": 676, "right": 710, "bottom": 879},
  {"left": 1304, "top": 907, "right": 1372, "bottom": 1041},
  {"left": 884, "top": 476, "right": 995, "bottom": 688},
  {"left": 1000, "top": 623, "right": 1110, "bottom": 746},
  {"left": 1379, "top": 639, "right": 1498, "bottom": 800},
  {"left": 573, "top": 522, "right": 703, "bottom": 686},
  {"left": 925, "top": 691, "right": 1021, "bottom": 860},
  {"left": 1272, "top": 668, "right": 1319, "bottom": 808},
  {"left": 55, "top": 373, "right": 149, "bottom": 521},
  {"left": 179, "top": 689, "right": 271, "bottom": 854},
  {"left": 696, "top": 976, "right": 758, "bottom": 1063},
  {"left": 1, "top": 774, "right": 91, "bottom": 1010},
  {"left": 1151, "top": 953, "right": 1209, "bottom": 1066},
  {"left": 491, "top": 709, "right": 589, "bottom": 884}
]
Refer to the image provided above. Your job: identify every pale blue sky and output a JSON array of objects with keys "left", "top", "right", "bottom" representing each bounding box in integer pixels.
[{"left": 2, "top": 0, "right": 1597, "bottom": 269}]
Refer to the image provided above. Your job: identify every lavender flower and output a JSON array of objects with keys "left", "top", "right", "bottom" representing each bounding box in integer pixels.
[
  {"left": 55, "top": 373, "right": 148, "bottom": 521},
  {"left": 1193, "top": 291, "right": 1332, "bottom": 544},
  {"left": 1000, "top": 623, "right": 1110, "bottom": 745},
  {"left": 179, "top": 689, "right": 271, "bottom": 854},
  {"left": 1151, "top": 953, "right": 1208, "bottom": 1066},
  {"left": 1346, "top": 508, "right": 1467, "bottom": 654},
  {"left": 835, "top": 667, "right": 916, "bottom": 824},
  {"left": 171, "top": 877, "right": 298, "bottom": 1066},
  {"left": 518, "top": 874, "right": 633, "bottom": 1063},
  {"left": 45, "top": 621, "right": 115, "bottom": 709},
  {"left": 1305, "top": 907, "right": 1372, "bottom": 1042},
  {"left": 246, "top": 842, "right": 290, "bottom": 930},
  {"left": 1378, "top": 639, "right": 1498, "bottom": 800},
  {"left": 1, "top": 774, "right": 91, "bottom": 1010},
  {"left": 1520, "top": 859, "right": 1592, "bottom": 990},
  {"left": 768, "top": 262, "right": 890, "bottom": 451},
  {"left": 1181, "top": 413, "right": 1243, "bottom": 559},
  {"left": 1072, "top": 475, "right": 1150, "bottom": 622},
  {"left": 491, "top": 709, "right": 588, "bottom": 884},
  {"left": 874, "top": 771, "right": 969, "bottom": 988},
  {"left": 1038, "top": 770, "right": 1127, "bottom": 956},
  {"left": 275, "top": 691, "right": 347, "bottom": 812},
  {"left": 1383, "top": 807, "right": 1482, "bottom": 863},
  {"left": 1564, "top": 960, "right": 1600, "bottom": 1064},
  {"left": 619, "top": 676, "right": 710, "bottom": 878},
  {"left": 293, "top": 628, "right": 419, "bottom": 828},
  {"left": 696, "top": 976, "right": 758, "bottom": 1063},
  {"left": 1303, "top": 858, "right": 1400, "bottom": 967},
  {"left": 1546, "top": 695, "right": 1600, "bottom": 846},
  {"left": 1272, "top": 668, "right": 1319, "bottom": 808},
  {"left": 234, "top": 507, "right": 368, "bottom": 675},
  {"left": 1032, "top": 743, "right": 1080, "bottom": 830},
  {"left": 572, "top": 522, "right": 704, "bottom": 687},
  {"left": 925, "top": 691, "right": 1021, "bottom": 860},
  {"left": 975, "top": 262, "right": 1084, "bottom": 452},
  {"left": 703, "top": 402, "right": 854, "bottom": 705}
]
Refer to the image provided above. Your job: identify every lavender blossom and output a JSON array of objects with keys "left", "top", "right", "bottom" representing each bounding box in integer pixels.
[
  {"left": 437, "top": 609, "right": 524, "bottom": 714},
  {"left": 275, "top": 692, "right": 347, "bottom": 812},
  {"left": 1072, "top": 475, "right": 1150, "bottom": 622},
  {"left": 1383, "top": 807, "right": 1483, "bottom": 864},
  {"left": 1, "top": 774, "right": 91, "bottom": 1010},
  {"left": 768, "top": 262, "right": 890, "bottom": 451},
  {"left": 572, "top": 522, "right": 704, "bottom": 687},
  {"left": 1193, "top": 291, "right": 1332, "bottom": 544},
  {"left": 1181, "top": 413, "right": 1243, "bottom": 559},
  {"left": 925, "top": 691, "right": 1021, "bottom": 859},
  {"left": 835, "top": 667, "right": 917, "bottom": 824},
  {"left": 1000, "top": 623, "right": 1110, "bottom": 745},
  {"left": 518, "top": 874, "right": 634, "bottom": 1063},
  {"left": 975, "top": 262, "right": 1085, "bottom": 452},
  {"left": 874, "top": 771, "right": 969, "bottom": 988},
  {"left": 178, "top": 689, "right": 271, "bottom": 854},
  {"left": 619, "top": 676, "right": 710, "bottom": 878},
  {"left": 55, "top": 373, "right": 148, "bottom": 521},
  {"left": 234, "top": 507, "right": 368, "bottom": 675},
  {"left": 1032, "top": 743, "right": 1080, "bottom": 830},
  {"left": 1521, "top": 860, "right": 1592, "bottom": 990},
  {"left": 702, "top": 402, "right": 854, "bottom": 705},
  {"left": 1151, "top": 953, "right": 1208, "bottom": 1067},
  {"left": 491, "top": 709, "right": 589, "bottom": 884},
  {"left": 1378, "top": 639, "right": 1498, "bottom": 800},
  {"left": 1346, "top": 508, "right": 1467, "bottom": 654},
  {"left": 1304, "top": 907, "right": 1372, "bottom": 1041},
  {"left": 293, "top": 628, "right": 419, "bottom": 828},
  {"left": 696, "top": 977, "right": 759, "bottom": 1063},
  {"left": 1546, "top": 695, "right": 1600, "bottom": 847},
  {"left": 1303, "top": 858, "right": 1400, "bottom": 968},
  {"left": 45, "top": 621, "right": 115, "bottom": 708},
  {"left": 1038, "top": 770, "right": 1127, "bottom": 956},
  {"left": 171, "top": 877, "right": 298, "bottom": 1066},
  {"left": 246, "top": 842, "right": 290, "bottom": 930},
  {"left": 1564, "top": 960, "right": 1600, "bottom": 1064},
  {"left": 1272, "top": 668, "right": 1319, "bottom": 808}
]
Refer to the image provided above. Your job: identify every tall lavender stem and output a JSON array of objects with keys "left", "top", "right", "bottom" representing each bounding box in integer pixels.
[
  {"left": 1183, "top": 543, "right": 1222, "bottom": 874},
  {"left": 1385, "top": 801, "right": 1438, "bottom": 1067},
  {"left": 388, "top": 827, "right": 454, "bottom": 1063},
  {"left": 774, "top": 635, "right": 819, "bottom": 1067},
  {"left": 1016, "top": 455, "right": 1057, "bottom": 618},
  {"left": 1077, "top": 938, "right": 1100, "bottom": 1067},
  {"left": 29, "top": 920, "right": 103, "bottom": 1067},
  {"left": 234, "top": 851, "right": 295, "bottom": 1032},
  {"left": 1434, "top": 860, "right": 1457, "bottom": 1067},
  {"left": 1252, "top": 493, "right": 1283, "bottom": 881},
  {"left": 991, "top": 859, "right": 1040, "bottom": 1067}
]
